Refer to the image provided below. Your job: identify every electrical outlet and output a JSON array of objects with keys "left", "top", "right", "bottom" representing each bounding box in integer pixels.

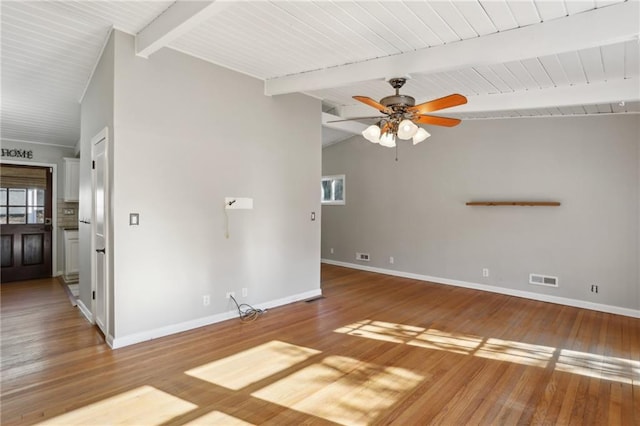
[
  {"left": 389, "top": 256, "right": 394, "bottom": 264},
  {"left": 226, "top": 291, "right": 235, "bottom": 299},
  {"left": 330, "top": 248, "right": 334, "bottom": 254},
  {"left": 203, "top": 295, "right": 210, "bottom": 306},
  {"left": 591, "top": 285, "right": 599, "bottom": 293},
  {"left": 242, "top": 288, "right": 248, "bottom": 297},
  {"left": 482, "top": 268, "right": 489, "bottom": 277}
]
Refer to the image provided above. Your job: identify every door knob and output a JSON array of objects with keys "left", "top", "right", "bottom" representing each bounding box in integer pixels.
[{"left": 96, "top": 248, "right": 106, "bottom": 254}]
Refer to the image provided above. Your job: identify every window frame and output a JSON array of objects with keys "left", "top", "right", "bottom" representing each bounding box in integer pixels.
[
  {"left": 321, "top": 174, "right": 346, "bottom": 205},
  {"left": 0, "top": 187, "right": 46, "bottom": 224}
]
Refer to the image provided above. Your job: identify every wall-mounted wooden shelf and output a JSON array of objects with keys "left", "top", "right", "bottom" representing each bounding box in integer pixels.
[{"left": 466, "top": 201, "right": 561, "bottom": 206}]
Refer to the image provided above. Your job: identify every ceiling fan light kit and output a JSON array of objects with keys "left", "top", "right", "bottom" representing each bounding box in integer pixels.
[
  {"left": 354, "top": 78, "right": 467, "bottom": 148},
  {"left": 397, "top": 119, "right": 419, "bottom": 139},
  {"left": 362, "top": 124, "right": 381, "bottom": 143},
  {"left": 413, "top": 128, "right": 431, "bottom": 145}
]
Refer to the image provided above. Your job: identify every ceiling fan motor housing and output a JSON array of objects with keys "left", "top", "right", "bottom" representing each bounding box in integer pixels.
[
  {"left": 382, "top": 78, "right": 415, "bottom": 112},
  {"left": 380, "top": 94, "right": 415, "bottom": 110}
]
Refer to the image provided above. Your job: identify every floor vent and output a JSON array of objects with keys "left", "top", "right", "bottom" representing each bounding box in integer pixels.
[
  {"left": 529, "top": 273, "right": 558, "bottom": 287},
  {"left": 356, "top": 252, "right": 370, "bottom": 261}
]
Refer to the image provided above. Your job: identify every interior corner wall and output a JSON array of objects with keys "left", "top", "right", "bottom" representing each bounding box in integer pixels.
[
  {"left": 79, "top": 31, "right": 114, "bottom": 317},
  {"left": 322, "top": 114, "right": 640, "bottom": 312},
  {"left": 110, "top": 31, "right": 321, "bottom": 341}
]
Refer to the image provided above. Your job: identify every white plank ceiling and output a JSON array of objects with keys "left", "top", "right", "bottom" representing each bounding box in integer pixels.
[{"left": 1, "top": 0, "right": 639, "bottom": 148}]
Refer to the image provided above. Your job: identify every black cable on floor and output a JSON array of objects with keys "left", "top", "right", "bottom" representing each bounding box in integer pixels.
[{"left": 229, "top": 295, "right": 265, "bottom": 322}]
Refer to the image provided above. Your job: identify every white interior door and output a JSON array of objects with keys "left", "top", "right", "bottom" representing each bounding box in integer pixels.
[{"left": 92, "top": 131, "right": 108, "bottom": 336}]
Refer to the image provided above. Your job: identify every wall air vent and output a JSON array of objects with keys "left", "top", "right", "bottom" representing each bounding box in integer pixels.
[
  {"left": 529, "top": 273, "right": 558, "bottom": 287},
  {"left": 356, "top": 252, "right": 370, "bottom": 262}
]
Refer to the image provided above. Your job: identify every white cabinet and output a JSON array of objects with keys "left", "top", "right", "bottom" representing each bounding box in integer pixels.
[
  {"left": 63, "top": 158, "right": 80, "bottom": 202},
  {"left": 64, "top": 230, "right": 79, "bottom": 283}
]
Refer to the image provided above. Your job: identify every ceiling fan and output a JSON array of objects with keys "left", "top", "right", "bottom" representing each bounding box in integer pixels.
[{"left": 344, "top": 78, "right": 467, "bottom": 147}]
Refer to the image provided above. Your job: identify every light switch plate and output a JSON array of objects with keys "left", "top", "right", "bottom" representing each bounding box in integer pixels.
[{"left": 129, "top": 213, "right": 139, "bottom": 226}]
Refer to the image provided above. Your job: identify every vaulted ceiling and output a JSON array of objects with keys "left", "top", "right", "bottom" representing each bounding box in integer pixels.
[{"left": 2, "top": 1, "right": 638, "bottom": 148}]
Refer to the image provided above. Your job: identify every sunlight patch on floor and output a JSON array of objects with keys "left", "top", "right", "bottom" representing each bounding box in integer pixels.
[
  {"left": 556, "top": 349, "right": 640, "bottom": 385},
  {"left": 183, "top": 410, "right": 254, "bottom": 425},
  {"left": 336, "top": 320, "right": 484, "bottom": 354},
  {"left": 252, "top": 355, "right": 423, "bottom": 426},
  {"left": 335, "top": 319, "right": 638, "bottom": 383},
  {"left": 185, "top": 340, "right": 320, "bottom": 390},
  {"left": 35, "top": 385, "right": 196, "bottom": 425},
  {"left": 335, "top": 319, "right": 423, "bottom": 344},
  {"left": 408, "top": 328, "right": 484, "bottom": 354},
  {"left": 475, "top": 338, "right": 554, "bottom": 367}
]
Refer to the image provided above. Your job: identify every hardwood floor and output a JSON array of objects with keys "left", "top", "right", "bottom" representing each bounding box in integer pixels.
[{"left": 2, "top": 265, "right": 639, "bottom": 425}]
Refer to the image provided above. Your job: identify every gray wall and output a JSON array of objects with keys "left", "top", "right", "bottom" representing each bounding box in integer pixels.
[
  {"left": 79, "top": 31, "right": 114, "bottom": 318},
  {"left": 102, "top": 31, "right": 321, "bottom": 340},
  {"left": 322, "top": 115, "right": 639, "bottom": 311},
  {"left": 0, "top": 140, "right": 76, "bottom": 273}
]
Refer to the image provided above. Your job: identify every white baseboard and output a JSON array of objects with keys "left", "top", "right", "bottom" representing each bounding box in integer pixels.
[
  {"left": 76, "top": 299, "right": 94, "bottom": 323},
  {"left": 321, "top": 259, "right": 640, "bottom": 319},
  {"left": 111, "top": 288, "right": 322, "bottom": 349}
]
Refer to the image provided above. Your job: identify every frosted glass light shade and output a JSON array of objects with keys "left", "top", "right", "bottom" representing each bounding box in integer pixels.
[
  {"left": 397, "top": 119, "right": 418, "bottom": 140},
  {"left": 379, "top": 132, "right": 396, "bottom": 147},
  {"left": 362, "top": 125, "right": 381, "bottom": 143},
  {"left": 412, "top": 127, "right": 431, "bottom": 144}
]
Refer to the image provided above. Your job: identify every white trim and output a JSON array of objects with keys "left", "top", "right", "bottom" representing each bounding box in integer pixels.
[
  {"left": 1, "top": 159, "right": 58, "bottom": 277},
  {"left": 90, "top": 127, "right": 109, "bottom": 337},
  {"left": 76, "top": 299, "right": 94, "bottom": 324},
  {"left": 321, "top": 259, "right": 640, "bottom": 319},
  {"left": 110, "top": 289, "right": 322, "bottom": 349}
]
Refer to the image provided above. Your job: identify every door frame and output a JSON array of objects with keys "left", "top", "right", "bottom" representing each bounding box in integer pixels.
[
  {"left": 0, "top": 160, "right": 58, "bottom": 277},
  {"left": 91, "top": 127, "right": 110, "bottom": 340}
]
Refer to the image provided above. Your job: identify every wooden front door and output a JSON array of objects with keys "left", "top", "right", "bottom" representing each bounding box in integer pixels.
[{"left": 0, "top": 165, "right": 53, "bottom": 282}]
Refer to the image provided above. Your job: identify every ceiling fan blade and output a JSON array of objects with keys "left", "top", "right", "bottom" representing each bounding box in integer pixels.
[
  {"left": 413, "top": 115, "right": 462, "bottom": 127},
  {"left": 353, "top": 96, "right": 390, "bottom": 113},
  {"left": 408, "top": 94, "right": 467, "bottom": 114},
  {"left": 326, "top": 116, "right": 385, "bottom": 123}
]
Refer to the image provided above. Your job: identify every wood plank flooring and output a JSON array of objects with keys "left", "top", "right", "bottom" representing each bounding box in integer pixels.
[{"left": 2, "top": 264, "right": 639, "bottom": 425}]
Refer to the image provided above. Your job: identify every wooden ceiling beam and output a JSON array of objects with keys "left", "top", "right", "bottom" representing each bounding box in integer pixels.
[
  {"left": 338, "top": 78, "right": 639, "bottom": 117},
  {"left": 136, "top": 1, "right": 228, "bottom": 58},
  {"left": 264, "top": 1, "right": 639, "bottom": 96}
]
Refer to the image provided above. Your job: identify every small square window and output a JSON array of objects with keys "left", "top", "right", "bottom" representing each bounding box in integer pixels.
[{"left": 321, "top": 175, "right": 345, "bottom": 205}]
